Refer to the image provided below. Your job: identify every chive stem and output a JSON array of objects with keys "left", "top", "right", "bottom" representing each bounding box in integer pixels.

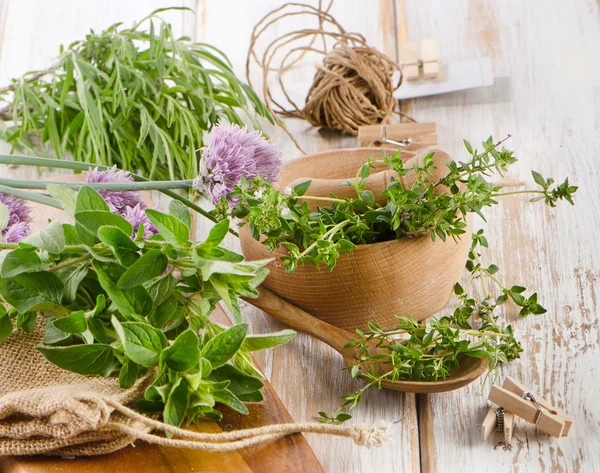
[
  {"left": 0, "top": 184, "right": 62, "bottom": 209},
  {"left": 0, "top": 155, "right": 238, "bottom": 237}
]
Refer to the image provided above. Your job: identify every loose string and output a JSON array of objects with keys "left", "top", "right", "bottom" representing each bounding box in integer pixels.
[
  {"left": 101, "top": 398, "right": 390, "bottom": 451},
  {"left": 246, "top": 1, "right": 403, "bottom": 153}
]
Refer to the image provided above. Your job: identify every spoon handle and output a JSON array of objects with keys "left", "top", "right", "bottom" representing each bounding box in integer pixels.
[{"left": 243, "top": 287, "right": 354, "bottom": 356}]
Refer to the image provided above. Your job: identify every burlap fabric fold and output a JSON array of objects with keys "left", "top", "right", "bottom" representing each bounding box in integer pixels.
[
  {"left": 0, "top": 321, "right": 391, "bottom": 458},
  {"left": 0, "top": 320, "right": 154, "bottom": 456}
]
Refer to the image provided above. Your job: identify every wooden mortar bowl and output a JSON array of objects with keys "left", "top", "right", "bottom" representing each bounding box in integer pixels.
[{"left": 240, "top": 148, "right": 471, "bottom": 332}]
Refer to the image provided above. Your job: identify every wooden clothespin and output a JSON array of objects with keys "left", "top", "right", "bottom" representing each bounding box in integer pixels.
[
  {"left": 482, "top": 403, "right": 516, "bottom": 443},
  {"left": 399, "top": 39, "right": 440, "bottom": 81},
  {"left": 357, "top": 122, "right": 437, "bottom": 150},
  {"left": 484, "top": 377, "right": 574, "bottom": 440},
  {"left": 396, "top": 38, "right": 494, "bottom": 100},
  {"left": 420, "top": 39, "right": 439, "bottom": 80}
]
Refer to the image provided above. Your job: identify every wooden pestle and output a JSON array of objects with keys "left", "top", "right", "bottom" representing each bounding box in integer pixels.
[{"left": 288, "top": 149, "right": 452, "bottom": 210}]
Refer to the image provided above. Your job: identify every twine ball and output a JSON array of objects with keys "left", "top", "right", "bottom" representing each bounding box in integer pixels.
[{"left": 303, "top": 43, "right": 401, "bottom": 136}]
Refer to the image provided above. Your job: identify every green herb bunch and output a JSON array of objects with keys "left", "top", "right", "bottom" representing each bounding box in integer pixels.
[
  {"left": 215, "top": 137, "right": 576, "bottom": 273},
  {"left": 0, "top": 7, "right": 272, "bottom": 180},
  {"left": 0, "top": 185, "right": 294, "bottom": 427},
  {"left": 213, "top": 137, "right": 576, "bottom": 421}
]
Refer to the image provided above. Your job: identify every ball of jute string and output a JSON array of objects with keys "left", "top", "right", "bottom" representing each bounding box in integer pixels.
[
  {"left": 303, "top": 43, "right": 399, "bottom": 135},
  {"left": 246, "top": 2, "right": 402, "bottom": 153}
]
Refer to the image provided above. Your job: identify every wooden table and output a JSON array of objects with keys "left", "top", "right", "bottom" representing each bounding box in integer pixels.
[{"left": 0, "top": 1, "right": 598, "bottom": 472}]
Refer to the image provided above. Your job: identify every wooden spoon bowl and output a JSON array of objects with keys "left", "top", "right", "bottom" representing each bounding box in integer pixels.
[{"left": 245, "top": 288, "right": 488, "bottom": 393}]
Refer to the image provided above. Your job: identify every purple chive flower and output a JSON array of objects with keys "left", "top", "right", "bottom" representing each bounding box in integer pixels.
[
  {"left": 85, "top": 166, "right": 157, "bottom": 237},
  {"left": 124, "top": 204, "right": 158, "bottom": 239},
  {"left": 0, "top": 193, "right": 31, "bottom": 243},
  {"left": 86, "top": 166, "right": 142, "bottom": 213},
  {"left": 193, "top": 124, "right": 282, "bottom": 205}
]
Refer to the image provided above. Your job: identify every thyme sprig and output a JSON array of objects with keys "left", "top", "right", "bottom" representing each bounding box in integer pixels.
[
  {"left": 216, "top": 137, "right": 577, "bottom": 272},
  {"left": 0, "top": 7, "right": 272, "bottom": 180}
]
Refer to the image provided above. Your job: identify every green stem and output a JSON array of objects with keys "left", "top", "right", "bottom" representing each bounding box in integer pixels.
[
  {"left": 300, "top": 195, "right": 347, "bottom": 203},
  {"left": 0, "top": 155, "right": 238, "bottom": 237},
  {"left": 0, "top": 243, "right": 18, "bottom": 250},
  {"left": 481, "top": 269, "right": 505, "bottom": 288},
  {"left": 0, "top": 184, "right": 61, "bottom": 209},
  {"left": 0, "top": 177, "right": 193, "bottom": 191},
  {"left": 47, "top": 254, "right": 92, "bottom": 272},
  {"left": 298, "top": 220, "right": 349, "bottom": 258},
  {"left": 491, "top": 190, "right": 544, "bottom": 197}
]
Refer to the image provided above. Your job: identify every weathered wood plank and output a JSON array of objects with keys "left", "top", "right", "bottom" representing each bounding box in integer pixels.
[{"left": 403, "top": 0, "right": 600, "bottom": 472}]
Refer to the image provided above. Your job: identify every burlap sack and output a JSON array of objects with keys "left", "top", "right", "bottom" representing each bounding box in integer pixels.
[
  {"left": 0, "top": 321, "right": 390, "bottom": 458},
  {"left": 0, "top": 320, "right": 154, "bottom": 456}
]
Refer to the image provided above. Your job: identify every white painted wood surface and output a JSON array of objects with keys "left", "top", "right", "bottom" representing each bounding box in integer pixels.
[
  {"left": 402, "top": 1, "right": 600, "bottom": 472},
  {"left": 0, "top": 1, "right": 598, "bottom": 472}
]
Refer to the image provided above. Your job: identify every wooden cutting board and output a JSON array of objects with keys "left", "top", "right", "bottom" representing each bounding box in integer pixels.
[{"left": 0, "top": 179, "right": 324, "bottom": 473}]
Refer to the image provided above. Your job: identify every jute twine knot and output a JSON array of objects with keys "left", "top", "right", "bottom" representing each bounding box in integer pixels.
[
  {"left": 304, "top": 43, "right": 399, "bottom": 135},
  {"left": 348, "top": 421, "right": 391, "bottom": 448},
  {"left": 246, "top": 1, "right": 402, "bottom": 152}
]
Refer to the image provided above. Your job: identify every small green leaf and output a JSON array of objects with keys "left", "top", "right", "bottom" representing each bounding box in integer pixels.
[
  {"left": 54, "top": 260, "right": 89, "bottom": 304},
  {"left": 53, "top": 310, "right": 86, "bottom": 334},
  {"left": 118, "top": 249, "right": 168, "bottom": 289},
  {"left": 98, "top": 226, "right": 140, "bottom": 266},
  {"left": 149, "top": 298, "right": 180, "bottom": 329},
  {"left": 47, "top": 184, "right": 78, "bottom": 218},
  {"left": 359, "top": 190, "right": 375, "bottom": 207},
  {"left": 75, "top": 186, "right": 110, "bottom": 212},
  {"left": 336, "top": 239, "right": 356, "bottom": 253},
  {"left": 163, "top": 377, "right": 190, "bottom": 427},
  {"left": 37, "top": 344, "right": 116, "bottom": 376},
  {"left": 112, "top": 317, "right": 167, "bottom": 367},
  {"left": 241, "top": 329, "right": 296, "bottom": 352},
  {"left": 359, "top": 164, "right": 371, "bottom": 179},
  {"left": 208, "top": 364, "right": 263, "bottom": 396},
  {"left": 203, "top": 219, "right": 230, "bottom": 248},
  {"left": 22, "top": 221, "right": 65, "bottom": 253},
  {"left": 146, "top": 274, "right": 177, "bottom": 306},
  {"left": 200, "top": 323, "right": 248, "bottom": 369},
  {"left": 95, "top": 261, "right": 152, "bottom": 319},
  {"left": 1, "top": 249, "right": 45, "bottom": 278},
  {"left": 43, "top": 318, "right": 77, "bottom": 345},
  {"left": 145, "top": 209, "right": 189, "bottom": 246},
  {"left": 531, "top": 170, "right": 546, "bottom": 187},
  {"left": 17, "top": 311, "right": 37, "bottom": 333},
  {"left": 12, "top": 272, "right": 64, "bottom": 304},
  {"left": 463, "top": 139, "right": 473, "bottom": 154},
  {"left": 119, "top": 359, "right": 140, "bottom": 388},
  {"left": 169, "top": 200, "right": 191, "bottom": 229},
  {"left": 213, "top": 388, "right": 248, "bottom": 414},
  {"left": 292, "top": 179, "right": 312, "bottom": 197},
  {"left": 75, "top": 211, "right": 132, "bottom": 237},
  {"left": 0, "top": 313, "right": 13, "bottom": 343},
  {"left": 160, "top": 329, "right": 199, "bottom": 372}
]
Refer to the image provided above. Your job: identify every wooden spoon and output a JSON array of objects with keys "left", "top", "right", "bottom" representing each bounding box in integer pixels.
[
  {"left": 243, "top": 288, "right": 488, "bottom": 394},
  {"left": 287, "top": 149, "right": 453, "bottom": 211}
]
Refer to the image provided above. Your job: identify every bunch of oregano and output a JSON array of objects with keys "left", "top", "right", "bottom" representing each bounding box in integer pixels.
[
  {"left": 0, "top": 185, "right": 294, "bottom": 427},
  {"left": 214, "top": 137, "right": 577, "bottom": 420},
  {"left": 0, "top": 8, "right": 272, "bottom": 181}
]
